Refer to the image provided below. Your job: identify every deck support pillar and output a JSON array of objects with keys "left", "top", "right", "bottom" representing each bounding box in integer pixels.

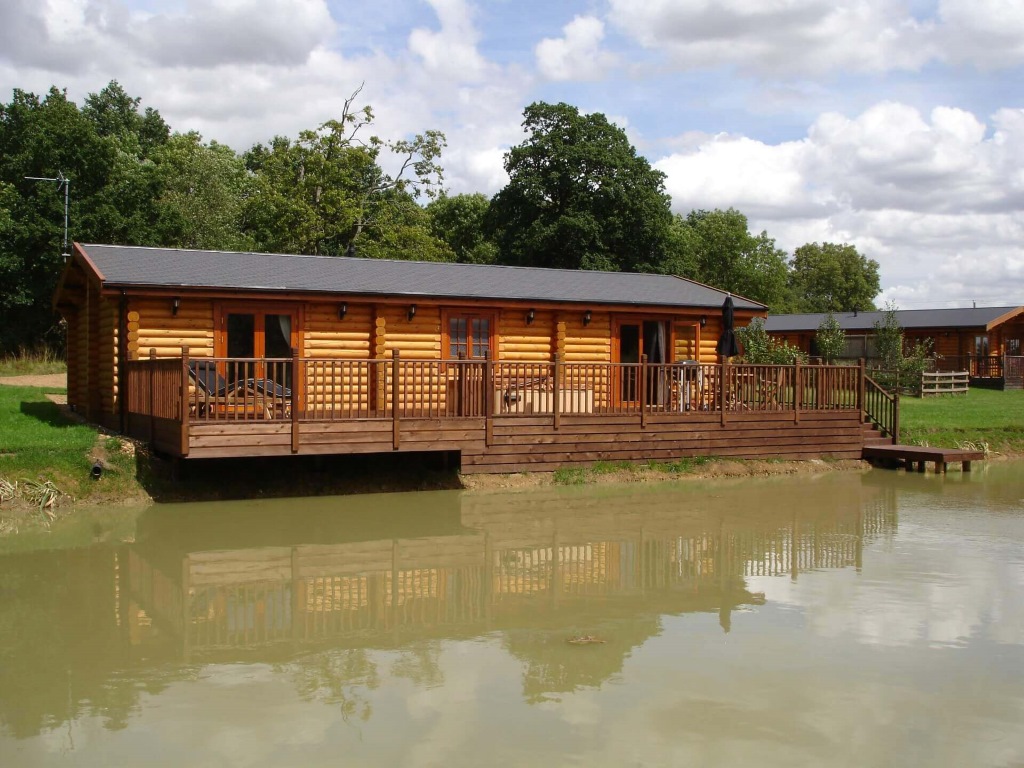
[
  {"left": 720, "top": 357, "right": 729, "bottom": 426},
  {"left": 291, "top": 347, "right": 300, "bottom": 454},
  {"left": 148, "top": 348, "right": 156, "bottom": 446},
  {"left": 553, "top": 354, "right": 561, "bottom": 431},
  {"left": 794, "top": 362, "right": 802, "bottom": 424},
  {"left": 484, "top": 351, "right": 493, "bottom": 446},
  {"left": 180, "top": 346, "right": 190, "bottom": 457},
  {"left": 640, "top": 354, "right": 648, "bottom": 430},
  {"left": 392, "top": 350, "right": 400, "bottom": 449}
]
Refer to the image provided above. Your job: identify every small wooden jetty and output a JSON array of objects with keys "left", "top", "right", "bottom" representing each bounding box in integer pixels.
[{"left": 862, "top": 444, "right": 985, "bottom": 473}]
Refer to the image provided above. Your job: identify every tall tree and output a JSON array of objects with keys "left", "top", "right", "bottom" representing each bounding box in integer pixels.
[
  {"left": 152, "top": 132, "right": 252, "bottom": 251},
  {"left": 487, "top": 102, "right": 674, "bottom": 272},
  {"left": 789, "top": 242, "right": 880, "bottom": 313},
  {"left": 243, "top": 86, "right": 445, "bottom": 257},
  {"left": 0, "top": 82, "right": 173, "bottom": 353},
  {"left": 426, "top": 193, "right": 497, "bottom": 264},
  {"left": 815, "top": 312, "right": 846, "bottom": 363},
  {"left": 676, "top": 209, "right": 789, "bottom": 308},
  {"left": 0, "top": 87, "right": 113, "bottom": 351}
]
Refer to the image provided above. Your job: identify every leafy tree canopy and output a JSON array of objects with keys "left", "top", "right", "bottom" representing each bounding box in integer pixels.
[
  {"left": 738, "top": 317, "right": 807, "bottom": 365},
  {"left": 243, "top": 86, "right": 446, "bottom": 257},
  {"left": 789, "top": 242, "right": 880, "bottom": 313},
  {"left": 675, "top": 209, "right": 790, "bottom": 309},
  {"left": 487, "top": 101, "right": 674, "bottom": 272},
  {"left": 426, "top": 193, "right": 498, "bottom": 264},
  {"left": 815, "top": 312, "right": 846, "bottom": 363}
]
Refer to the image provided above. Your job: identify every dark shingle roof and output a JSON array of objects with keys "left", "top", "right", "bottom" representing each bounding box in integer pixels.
[
  {"left": 78, "top": 244, "right": 764, "bottom": 310},
  {"left": 765, "top": 306, "right": 1022, "bottom": 333}
]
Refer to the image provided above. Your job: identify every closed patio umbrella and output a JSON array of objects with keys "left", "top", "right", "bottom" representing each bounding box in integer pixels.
[{"left": 716, "top": 295, "right": 740, "bottom": 358}]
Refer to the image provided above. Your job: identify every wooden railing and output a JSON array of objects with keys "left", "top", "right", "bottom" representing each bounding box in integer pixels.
[
  {"left": 126, "top": 357, "right": 184, "bottom": 421},
  {"left": 934, "top": 355, "right": 1003, "bottom": 378},
  {"left": 124, "top": 352, "right": 874, "bottom": 428},
  {"left": 864, "top": 375, "right": 899, "bottom": 441}
]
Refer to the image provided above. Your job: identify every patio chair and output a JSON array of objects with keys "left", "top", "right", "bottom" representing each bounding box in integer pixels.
[
  {"left": 188, "top": 360, "right": 239, "bottom": 416},
  {"left": 240, "top": 376, "right": 292, "bottom": 418}
]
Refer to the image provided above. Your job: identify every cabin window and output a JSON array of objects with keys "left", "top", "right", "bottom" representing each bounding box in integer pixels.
[
  {"left": 975, "top": 336, "right": 989, "bottom": 357},
  {"left": 448, "top": 315, "right": 491, "bottom": 359},
  {"left": 1009, "top": 338, "right": 1021, "bottom": 356}
]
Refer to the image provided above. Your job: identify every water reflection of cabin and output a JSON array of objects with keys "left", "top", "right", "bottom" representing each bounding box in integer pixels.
[
  {"left": 55, "top": 243, "right": 879, "bottom": 471},
  {"left": 766, "top": 306, "right": 1024, "bottom": 390},
  {"left": 122, "top": 492, "right": 894, "bottom": 662}
]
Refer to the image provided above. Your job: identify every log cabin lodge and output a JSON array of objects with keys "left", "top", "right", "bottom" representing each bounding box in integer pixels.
[
  {"left": 54, "top": 243, "right": 889, "bottom": 473},
  {"left": 765, "top": 306, "right": 1024, "bottom": 390}
]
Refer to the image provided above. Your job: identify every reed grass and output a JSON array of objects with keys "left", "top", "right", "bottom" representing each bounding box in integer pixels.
[{"left": 0, "top": 348, "right": 66, "bottom": 377}]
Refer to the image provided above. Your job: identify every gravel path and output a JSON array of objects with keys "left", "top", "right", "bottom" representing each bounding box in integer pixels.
[{"left": 0, "top": 373, "right": 67, "bottom": 388}]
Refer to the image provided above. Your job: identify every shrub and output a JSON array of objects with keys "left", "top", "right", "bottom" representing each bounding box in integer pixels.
[{"left": 738, "top": 318, "right": 807, "bottom": 365}]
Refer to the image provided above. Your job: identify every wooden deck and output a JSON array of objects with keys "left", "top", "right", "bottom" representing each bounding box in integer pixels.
[
  {"left": 123, "top": 355, "right": 888, "bottom": 472},
  {"left": 862, "top": 444, "right": 984, "bottom": 473}
]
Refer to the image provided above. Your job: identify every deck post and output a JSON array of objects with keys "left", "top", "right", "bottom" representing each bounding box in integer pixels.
[
  {"left": 720, "top": 358, "right": 729, "bottom": 426},
  {"left": 392, "top": 350, "right": 400, "bottom": 449},
  {"left": 794, "top": 361, "right": 801, "bottom": 424},
  {"left": 893, "top": 390, "right": 900, "bottom": 443},
  {"left": 553, "top": 354, "right": 561, "bottom": 431},
  {"left": 640, "top": 354, "right": 648, "bottom": 429},
  {"left": 180, "top": 346, "right": 190, "bottom": 457},
  {"left": 291, "top": 347, "right": 300, "bottom": 454},
  {"left": 148, "top": 348, "right": 156, "bottom": 445},
  {"left": 857, "top": 358, "right": 866, "bottom": 415},
  {"left": 484, "top": 351, "right": 493, "bottom": 446}
]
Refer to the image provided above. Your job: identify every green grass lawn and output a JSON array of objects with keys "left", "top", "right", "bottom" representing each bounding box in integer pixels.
[
  {"left": 0, "top": 385, "right": 139, "bottom": 522},
  {"left": 899, "top": 388, "right": 1024, "bottom": 452}
]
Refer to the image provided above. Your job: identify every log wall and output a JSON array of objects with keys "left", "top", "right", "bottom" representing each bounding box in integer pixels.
[{"left": 126, "top": 298, "right": 215, "bottom": 360}]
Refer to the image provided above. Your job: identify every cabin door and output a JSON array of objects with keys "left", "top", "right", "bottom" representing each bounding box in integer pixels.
[
  {"left": 616, "top": 319, "right": 670, "bottom": 406},
  {"left": 217, "top": 306, "right": 300, "bottom": 388}
]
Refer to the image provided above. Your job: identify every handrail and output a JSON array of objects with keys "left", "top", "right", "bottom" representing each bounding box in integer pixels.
[
  {"left": 125, "top": 356, "right": 870, "bottom": 426},
  {"left": 863, "top": 375, "right": 898, "bottom": 441}
]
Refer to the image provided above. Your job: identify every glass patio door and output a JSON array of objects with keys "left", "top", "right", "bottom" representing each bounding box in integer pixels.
[
  {"left": 220, "top": 307, "right": 297, "bottom": 388},
  {"left": 617, "top": 320, "right": 669, "bottom": 405}
]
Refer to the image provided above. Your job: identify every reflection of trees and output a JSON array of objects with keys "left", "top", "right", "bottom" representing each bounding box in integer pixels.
[
  {"left": 0, "top": 547, "right": 187, "bottom": 739},
  {"left": 507, "top": 618, "right": 661, "bottom": 704},
  {"left": 390, "top": 645, "right": 444, "bottom": 689},
  {"left": 0, "top": 478, "right": 900, "bottom": 737},
  {"left": 290, "top": 648, "right": 379, "bottom": 723}
]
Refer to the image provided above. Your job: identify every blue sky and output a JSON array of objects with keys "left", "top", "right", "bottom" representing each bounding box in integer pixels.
[{"left": 2, "top": 0, "right": 1022, "bottom": 309}]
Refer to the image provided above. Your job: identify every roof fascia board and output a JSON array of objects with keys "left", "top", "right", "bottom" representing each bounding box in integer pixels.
[
  {"left": 99, "top": 283, "right": 755, "bottom": 313},
  {"left": 986, "top": 306, "right": 1024, "bottom": 331}
]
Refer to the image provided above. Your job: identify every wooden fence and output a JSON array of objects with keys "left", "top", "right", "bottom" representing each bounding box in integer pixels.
[{"left": 920, "top": 370, "right": 969, "bottom": 396}]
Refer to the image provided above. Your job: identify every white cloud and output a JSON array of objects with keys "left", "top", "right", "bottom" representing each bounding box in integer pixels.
[
  {"left": 606, "top": 0, "right": 935, "bottom": 76},
  {"left": 607, "top": 0, "right": 1024, "bottom": 76},
  {"left": 657, "top": 100, "right": 1024, "bottom": 307},
  {"left": 408, "top": 0, "right": 491, "bottom": 83},
  {"left": 937, "top": 0, "right": 1024, "bottom": 68},
  {"left": 535, "top": 15, "right": 616, "bottom": 82}
]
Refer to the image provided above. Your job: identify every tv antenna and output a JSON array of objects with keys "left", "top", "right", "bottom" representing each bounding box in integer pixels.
[{"left": 25, "top": 171, "right": 71, "bottom": 257}]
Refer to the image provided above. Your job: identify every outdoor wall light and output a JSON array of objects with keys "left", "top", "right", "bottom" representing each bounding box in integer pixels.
[
  {"left": 338, "top": 302, "right": 348, "bottom": 320},
  {"left": 172, "top": 297, "right": 180, "bottom": 316},
  {"left": 526, "top": 308, "right": 535, "bottom": 325},
  {"left": 699, "top": 315, "right": 707, "bottom": 328},
  {"left": 408, "top": 304, "right": 417, "bottom": 321},
  {"left": 583, "top": 309, "right": 592, "bottom": 326}
]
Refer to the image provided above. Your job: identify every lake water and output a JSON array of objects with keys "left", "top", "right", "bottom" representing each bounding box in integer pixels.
[{"left": 1, "top": 462, "right": 1023, "bottom": 767}]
